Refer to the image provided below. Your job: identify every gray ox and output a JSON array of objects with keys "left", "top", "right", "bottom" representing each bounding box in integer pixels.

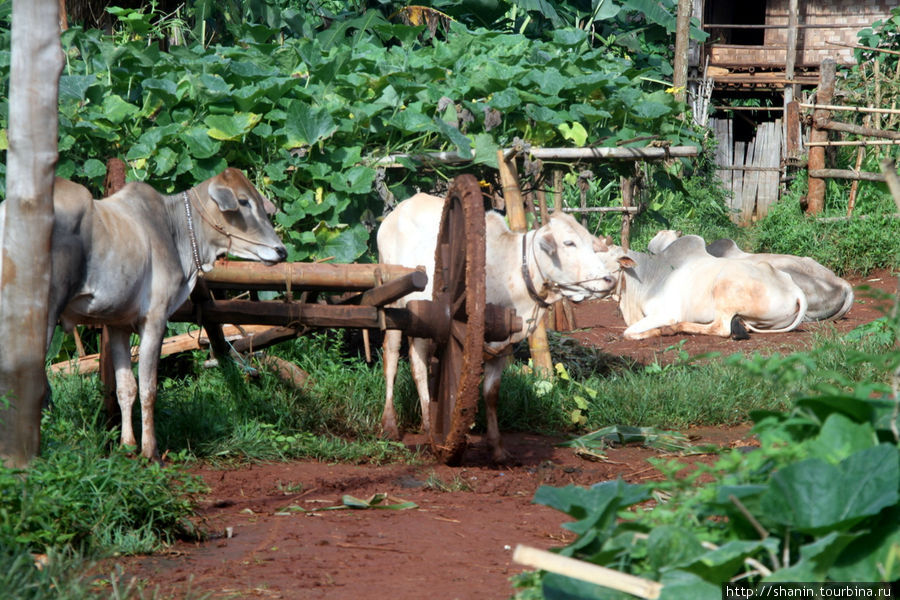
[
  {"left": 1, "top": 168, "right": 286, "bottom": 460},
  {"left": 378, "top": 193, "right": 618, "bottom": 462},
  {"left": 615, "top": 234, "right": 807, "bottom": 340}
]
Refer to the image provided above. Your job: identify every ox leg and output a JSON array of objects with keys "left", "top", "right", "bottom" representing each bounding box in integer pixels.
[
  {"left": 136, "top": 321, "right": 166, "bottom": 461},
  {"left": 107, "top": 328, "right": 139, "bottom": 449},
  {"left": 408, "top": 337, "right": 433, "bottom": 437},
  {"left": 483, "top": 354, "right": 512, "bottom": 464},
  {"left": 381, "top": 328, "right": 403, "bottom": 440},
  {"left": 626, "top": 316, "right": 737, "bottom": 340}
]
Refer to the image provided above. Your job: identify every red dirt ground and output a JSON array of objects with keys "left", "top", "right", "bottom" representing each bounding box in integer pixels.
[{"left": 106, "top": 270, "right": 897, "bottom": 600}]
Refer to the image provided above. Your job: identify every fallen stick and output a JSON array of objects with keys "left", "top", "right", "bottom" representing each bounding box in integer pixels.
[
  {"left": 512, "top": 545, "right": 662, "bottom": 600},
  {"left": 50, "top": 324, "right": 276, "bottom": 375}
]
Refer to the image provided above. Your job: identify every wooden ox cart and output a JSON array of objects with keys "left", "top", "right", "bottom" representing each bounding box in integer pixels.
[{"left": 164, "top": 174, "right": 521, "bottom": 465}]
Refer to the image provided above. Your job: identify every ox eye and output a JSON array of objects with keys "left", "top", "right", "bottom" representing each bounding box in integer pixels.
[
  {"left": 563, "top": 240, "right": 577, "bottom": 247},
  {"left": 238, "top": 197, "right": 251, "bottom": 208}
]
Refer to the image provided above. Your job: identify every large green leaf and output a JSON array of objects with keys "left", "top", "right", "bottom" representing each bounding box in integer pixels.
[
  {"left": 182, "top": 125, "right": 222, "bottom": 160},
  {"left": 533, "top": 480, "right": 649, "bottom": 538},
  {"left": 59, "top": 75, "right": 96, "bottom": 102},
  {"left": 281, "top": 101, "right": 338, "bottom": 148},
  {"left": 204, "top": 113, "right": 262, "bottom": 141},
  {"left": 829, "top": 508, "right": 900, "bottom": 581},
  {"left": 99, "top": 94, "right": 139, "bottom": 124},
  {"left": 805, "top": 414, "right": 878, "bottom": 464},
  {"left": 330, "top": 166, "right": 376, "bottom": 195},
  {"left": 646, "top": 526, "right": 705, "bottom": 574},
  {"left": 433, "top": 117, "right": 472, "bottom": 159},
  {"left": 761, "top": 444, "right": 899, "bottom": 533},
  {"left": 314, "top": 222, "right": 369, "bottom": 263}
]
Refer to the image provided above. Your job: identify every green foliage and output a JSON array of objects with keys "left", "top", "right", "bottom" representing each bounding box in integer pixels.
[
  {"left": 0, "top": 440, "right": 204, "bottom": 556},
  {"left": 514, "top": 319, "right": 900, "bottom": 597},
  {"left": 0, "top": 1, "right": 700, "bottom": 263},
  {"left": 751, "top": 179, "right": 900, "bottom": 275}
]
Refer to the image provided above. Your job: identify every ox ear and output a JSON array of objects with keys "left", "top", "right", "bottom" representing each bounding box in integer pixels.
[
  {"left": 262, "top": 196, "right": 277, "bottom": 216},
  {"left": 207, "top": 180, "right": 240, "bottom": 212},
  {"left": 617, "top": 256, "right": 637, "bottom": 269},
  {"left": 593, "top": 236, "right": 610, "bottom": 252},
  {"left": 538, "top": 232, "right": 558, "bottom": 257}
]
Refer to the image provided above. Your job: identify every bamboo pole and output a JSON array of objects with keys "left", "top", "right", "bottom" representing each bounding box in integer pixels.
[
  {"left": 807, "top": 169, "right": 885, "bottom": 182},
  {"left": 784, "top": 0, "right": 799, "bottom": 105},
  {"left": 847, "top": 115, "right": 870, "bottom": 217},
  {"left": 805, "top": 139, "right": 900, "bottom": 147},
  {"left": 374, "top": 146, "right": 699, "bottom": 168},
  {"left": 496, "top": 150, "right": 553, "bottom": 376},
  {"left": 827, "top": 41, "right": 900, "bottom": 57},
  {"left": 51, "top": 325, "right": 277, "bottom": 375},
  {"left": 202, "top": 260, "right": 421, "bottom": 291},
  {"left": 799, "top": 103, "right": 900, "bottom": 116},
  {"left": 513, "top": 545, "right": 663, "bottom": 600},
  {"left": 814, "top": 118, "right": 900, "bottom": 140},
  {"left": 552, "top": 169, "right": 563, "bottom": 212}
]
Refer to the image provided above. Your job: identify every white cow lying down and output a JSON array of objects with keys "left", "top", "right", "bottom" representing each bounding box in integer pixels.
[
  {"left": 0, "top": 169, "right": 287, "bottom": 460},
  {"left": 705, "top": 238, "right": 854, "bottom": 322},
  {"left": 649, "top": 230, "right": 854, "bottom": 322},
  {"left": 615, "top": 233, "right": 808, "bottom": 340},
  {"left": 378, "top": 193, "right": 618, "bottom": 462}
]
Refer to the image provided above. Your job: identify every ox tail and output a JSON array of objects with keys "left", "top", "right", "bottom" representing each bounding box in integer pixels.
[{"left": 745, "top": 292, "right": 808, "bottom": 334}]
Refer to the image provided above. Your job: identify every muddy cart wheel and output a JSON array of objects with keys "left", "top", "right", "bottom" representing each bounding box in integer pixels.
[{"left": 428, "top": 174, "right": 486, "bottom": 465}]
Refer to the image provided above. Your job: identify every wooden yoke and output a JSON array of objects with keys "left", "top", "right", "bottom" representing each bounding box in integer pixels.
[{"left": 496, "top": 149, "right": 554, "bottom": 376}]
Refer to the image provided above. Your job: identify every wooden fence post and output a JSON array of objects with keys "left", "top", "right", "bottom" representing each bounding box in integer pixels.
[
  {"left": 807, "top": 58, "right": 835, "bottom": 214},
  {"left": 496, "top": 150, "right": 553, "bottom": 376}
]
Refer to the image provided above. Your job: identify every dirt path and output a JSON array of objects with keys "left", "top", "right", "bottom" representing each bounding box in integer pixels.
[{"left": 106, "top": 270, "right": 897, "bottom": 599}]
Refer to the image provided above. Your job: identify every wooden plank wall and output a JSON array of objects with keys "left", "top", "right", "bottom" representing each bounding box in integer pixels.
[{"left": 710, "top": 117, "right": 783, "bottom": 224}]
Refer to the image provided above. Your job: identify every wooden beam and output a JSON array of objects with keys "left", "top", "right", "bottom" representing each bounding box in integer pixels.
[
  {"left": 814, "top": 118, "right": 900, "bottom": 140},
  {"left": 201, "top": 260, "right": 420, "bottom": 292},
  {"left": 807, "top": 169, "right": 885, "bottom": 182}
]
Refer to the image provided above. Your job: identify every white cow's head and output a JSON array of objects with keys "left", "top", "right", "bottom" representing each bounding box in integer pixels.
[
  {"left": 197, "top": 167, "right": 287, "bottom": 266},
  {"left": 533, "top": 212, "right": 618, "bottom": 302}
]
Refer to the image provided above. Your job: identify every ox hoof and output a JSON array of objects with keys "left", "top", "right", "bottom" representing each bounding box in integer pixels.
[
  {"left": 380, "top": 421, "right": 401, "bottom": 441},
  {"left": 730, "top": 316, "right": 750, "bottom": 340}
]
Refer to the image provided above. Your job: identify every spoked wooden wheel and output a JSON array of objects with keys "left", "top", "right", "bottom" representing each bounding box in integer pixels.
[{"left": 428, "top": 174, "right": 486, "bottom": 465}]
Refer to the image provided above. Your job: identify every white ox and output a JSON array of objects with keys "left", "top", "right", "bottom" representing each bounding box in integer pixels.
[
  {"left": 615, "top": 233, "right": 807, "bottom": 340},
  {"left": 705, "top": 238, "right": 854, "bottom": 322},
  {"left": 648, "top": 230, "right": 854, "bottom": 322},
  {"left": 378, "top": 193, "right": 617, "bottom": 462},
  {"left": 0, "top": 168, "right": 287, "bottom": 460}
]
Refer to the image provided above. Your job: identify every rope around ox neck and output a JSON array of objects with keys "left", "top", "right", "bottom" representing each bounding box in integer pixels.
[{"left": 182, "top": 191, "right": 203, "bottom": 272}]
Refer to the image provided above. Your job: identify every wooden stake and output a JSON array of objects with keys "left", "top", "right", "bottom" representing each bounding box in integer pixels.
[
  {"left": 807, "top": 59, "right": 835, "bottom": 214},
  {"left": 496, "top": 150, "right": 553, "bottom": 376},
  {"left": 513, "top": 545, "right": 663, "bottom": 600}
]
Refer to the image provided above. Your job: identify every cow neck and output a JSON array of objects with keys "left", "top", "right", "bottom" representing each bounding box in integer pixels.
[{"left": 521, "top": 230, "right": 552, "bottom": 309}]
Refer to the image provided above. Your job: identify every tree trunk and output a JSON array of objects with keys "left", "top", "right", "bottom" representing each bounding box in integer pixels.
[{"left": 0, "top": 0, "right": 63, "bottom": 468}]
